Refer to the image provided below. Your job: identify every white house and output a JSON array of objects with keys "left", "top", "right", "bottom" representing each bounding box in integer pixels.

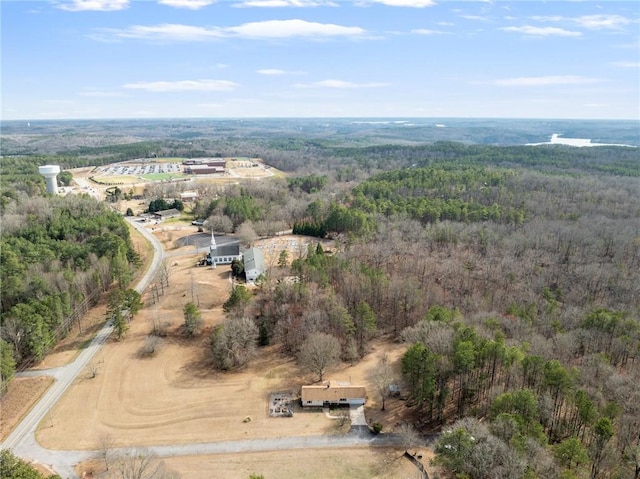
[{"left": 243, "top": 247, "right": 265, "bottom": 283}]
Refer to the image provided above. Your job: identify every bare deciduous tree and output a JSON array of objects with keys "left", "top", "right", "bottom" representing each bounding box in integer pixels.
[
  {"left": 237, "top": 222, "right": 258, "bottom": 247},
  {"left": 211, "top": 316, "right": 259, "bottom": 370},
  {"left": 298, "top": 332, "right": 341, "bottom": 382},
  {"left": 98, "top": 433, "right": 115, "bottom": 472},
  {"left": 206, "top": 214, "right": 234, "bottom": 233},
  {"left": 371, "top": 353, "right": 394, "bottom": 411},
  {"left": 140, "top": 336, "right": 163, "bottom": 357},
  {"left": 109, "top": 448, "right": 180, "bottom": 479},
  {"left": 398, "top": 422, "right": 421, "bottom": 452},
  {"left": 89, "top": 361, "right": 100, "bottom": 379}
]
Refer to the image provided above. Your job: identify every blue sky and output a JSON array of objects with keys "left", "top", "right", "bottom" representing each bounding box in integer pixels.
[{"left": 2, "top": 0, "right": 639, "bottom": 120}]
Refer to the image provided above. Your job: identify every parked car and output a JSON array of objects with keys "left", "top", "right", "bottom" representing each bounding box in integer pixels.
[{"left": 192, "top": 219, "right": 205, "bottom": 226}]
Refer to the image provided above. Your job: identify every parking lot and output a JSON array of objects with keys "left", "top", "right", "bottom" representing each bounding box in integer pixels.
[{"left": 97, "top": 162, "right": 182, "bottom": 176}]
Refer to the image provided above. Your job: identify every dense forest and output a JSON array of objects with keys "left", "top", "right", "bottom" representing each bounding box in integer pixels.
[
  {"left": 200, "top": 145, "right": 639, "bottom": 478},
  {"left": 1, "top": 122, "right": 639, "bottom": 478},
  {"left": 0, "top": 163, "right": 140, "bottom": 389}
]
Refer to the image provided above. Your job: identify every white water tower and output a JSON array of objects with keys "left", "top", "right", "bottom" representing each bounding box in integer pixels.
[{"left": 38, "top": 165, "right": 61, "bottom": 195}]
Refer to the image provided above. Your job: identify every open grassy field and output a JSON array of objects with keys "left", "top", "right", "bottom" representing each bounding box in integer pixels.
[
  {"left": 140, "top": 173, "right": 188, "bottom": 181},
  {"left": 14, "top": 224, "right": 433, "bottom": 477},
  {"left": 94, "top": 175, "right": 141, "bottom": 184},
  {"left": 35, "top": 229, "right": 408, "bottom": 450},
  {"left": 77, "top": 447, "right": 434, "bottom": 479}
]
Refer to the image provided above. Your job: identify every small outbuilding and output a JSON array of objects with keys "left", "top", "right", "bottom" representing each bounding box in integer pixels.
[
  {"left": 153, "top": 208, "right": 181, "bottom": 220},
  {"left": 180, "top": 191, "right": 199, "bottom": 202},
  {"left": 243, "top": 247, "right": 265, "bottom": 283},
  {"left": 300, "top": 381, "right": 367, "bottom": 407}
]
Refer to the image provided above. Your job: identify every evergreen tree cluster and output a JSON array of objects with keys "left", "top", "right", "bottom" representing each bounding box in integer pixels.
[{"left": 1, "top": 194, "right": 139, "bottom": 382}]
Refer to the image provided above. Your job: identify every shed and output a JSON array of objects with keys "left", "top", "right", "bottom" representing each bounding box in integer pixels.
[
  {"left": 180, "top": 191, "right": 198, "bottom": 202},
  {"left": 153, "top": 208, "right": 181, "bottom": 220},
  {"left": 243, "top": 247, "right": 265, "bottom": 283}
]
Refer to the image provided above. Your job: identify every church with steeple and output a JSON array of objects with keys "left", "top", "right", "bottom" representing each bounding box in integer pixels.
[{"left": 205, "top": 231, "right": 241, "bottom": 267}]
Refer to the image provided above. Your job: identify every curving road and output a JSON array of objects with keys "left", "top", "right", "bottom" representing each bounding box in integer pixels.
[
  {"left": 1, "top": 218, "right": 434, "bottom": 477},
  {"left": 0, "top": 218, "right": 165, "bottom": 475}
]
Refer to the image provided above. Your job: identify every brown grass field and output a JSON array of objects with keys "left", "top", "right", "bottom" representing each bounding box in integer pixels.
[
  {"left": 78, "top": 447, "right": 435, "bottom": 479},
  {"left": 5, "top": 223, "right": 436, "bottom": 477}
]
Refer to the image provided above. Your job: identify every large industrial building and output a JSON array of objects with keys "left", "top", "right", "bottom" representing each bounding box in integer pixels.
[{"left": 182, "top": 158, "right": 226, "bottom": 175}]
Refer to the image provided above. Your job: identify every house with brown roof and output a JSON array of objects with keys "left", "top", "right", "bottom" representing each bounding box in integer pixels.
[{"left": 300, "top": 381, "right": 367, "bottom": 407}]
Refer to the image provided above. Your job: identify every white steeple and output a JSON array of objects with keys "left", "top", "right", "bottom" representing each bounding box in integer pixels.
[
  {"left": 210, "top": 231, "right": 217, "bottom": 269},
  {"left": 210, "top": 231, "right": 217, "bottom": 252}
]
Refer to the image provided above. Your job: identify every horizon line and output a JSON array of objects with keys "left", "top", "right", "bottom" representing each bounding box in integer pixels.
[{"left": 2, "top": 116, "right": 639, "bottom": 123}]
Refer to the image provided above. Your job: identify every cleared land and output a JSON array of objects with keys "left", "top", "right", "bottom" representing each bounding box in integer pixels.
[
  {"left": 7, "top": 222, "right": 431, "bottom": 477},
  {"left": 34, "top": 226, "right": 409, "bottom": 450},
  {"left": 77, "top": 447, "right": 434, "bottom": 478}
]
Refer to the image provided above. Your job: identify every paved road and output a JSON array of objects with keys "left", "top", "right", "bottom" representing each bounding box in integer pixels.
[
  {"left": 0, "top": 218, "right": 165, "bottom": 476},
  {"left": 10, "top": 429, "right": 436, "bottom": 479},
  {"left": 2, "top": 220, "right": 435, "bottom": 478},
  {"left": 71, "top": 177, "right": 103, "bottom": 201}
]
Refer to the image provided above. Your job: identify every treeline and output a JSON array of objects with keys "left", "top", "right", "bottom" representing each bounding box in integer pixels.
[
  {"left": 352, "top": 166, "right": 525, "bottom": 225},
  {"left": 0, "top": 194, "right": 139, "bottom": 389},
  {"left": 221, "top": 161, "right": 638, "bottom": 478},
  {"left": 287, "top": 174, "right": 327, "bottom": 193},
  {"left": 318, "top": 142, "right": 640, "bottom": 177},
  {"left": 402, "top": 309, "right": 638, "bottom": 477},
  {"left": 291, "top": 167, "right": 524, "bottom": 238}
]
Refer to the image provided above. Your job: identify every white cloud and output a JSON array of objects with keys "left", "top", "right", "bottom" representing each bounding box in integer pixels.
[
  {"left": 493, "top": 75, "right": 600, "bottom": 87},
  {"left": 233, "top": 0, "right": 337, "bottom": 6},
  {"left": 368, "top": 0, "right": 436, "bottom": 6},
  {"left": 257, "top": 68, "right": 306, "bottom": 75},
  {"left": 78, "top": 90, "right": 125, "bottom": 97},
  {"left": 458, "top": 14, "right": 489, "bottom": 22},
  {"left": 501, "top": 25, "right": 582, "bottom": 37},
  {"left": 530, "top": 16, "right": 563, "bottom": 23},
  {"left": 531, "top": 14, "right": 633, "bottom": 30},
  {"left": 122, "top": 79, "right": 238, "bottom": 92},
  {"left": 227, "top": 19, "right": 365, "bottom": 38},
  {"left": 258, "top": 69, "right": 286, "bottom": 75},
  {"left": 100, "top": 19, "right": 365, "bottom": 42},
  {"left": 158, "top": 0, "right": 216, "bottom": 9},
  {"left": 412, "top": 28, "right": 447, "bottom": 35},
  {"left": 611, "top": 61, "right": 640, "bottom": 68},
  {"left": 56, "top": 0, "right": 129, "bottom": 11},
  {"left": 111, "top": 24, "right": 225, "bottom": 41},
  {"left": 573, "top": 14, "right": 633, "bottom": 30},
  {"left": 295, "top": 79, "right": 388, "bottom": 88}
]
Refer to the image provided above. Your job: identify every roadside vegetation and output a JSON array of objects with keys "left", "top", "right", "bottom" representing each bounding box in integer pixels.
[
  {"left": 1, "top": 123, "right": 639, "bottom": 479},
  {"left": 0, "top": 449, "right": 61, "bottom": 479}
]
